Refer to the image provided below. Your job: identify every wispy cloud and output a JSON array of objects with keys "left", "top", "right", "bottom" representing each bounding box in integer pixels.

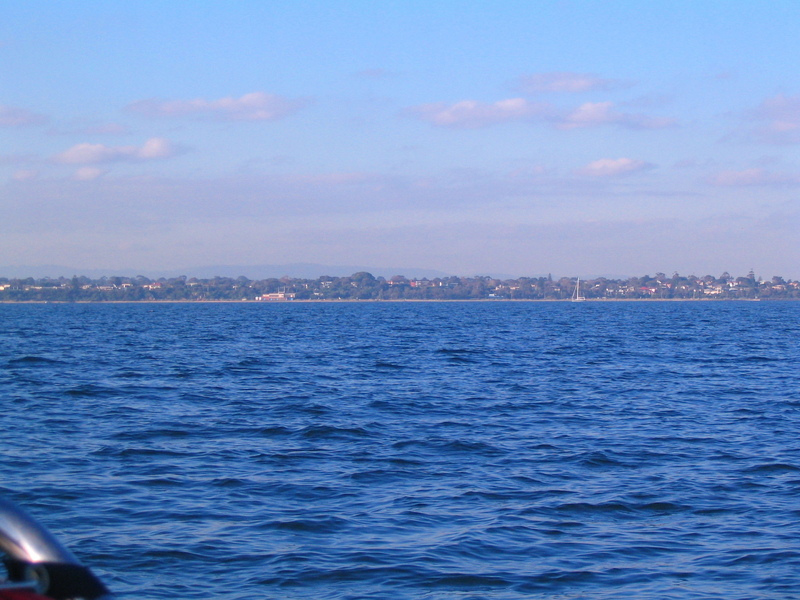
[
  {"left": 73, "top": 167, "right": 107, "bottom": 181},
  {"left": 0, "top": 104, "right": 47, "bottom": 127},
  {"left": 55, "top": 137, "right": 180, "bottom": 164},
  {"left": 620, "top": 94, "right": 674, "bottom": 109},
  {"left": 12, "top": 170, "right": 38, "bottom": 181},
  {"left": 709, "top": 167, "right": 800, "bottom": 186},
  {"left": 558, "top": 101, "right": 675, "bottom": 130},
  {"left": 86, "top": 122, "right": 130, "bottom": 135},
  {"left": 577, "top": 158, "right": 654, "bottom": 177},
  {"left": 1, "top": 153, "right": 38, "bottom": 166},
  {"left": 50, "top": 122, "right": 131, "bottom": 136},
  {"left": 746, "top": 94, "right": 800, "bottom": 144},
  {"left": 286, "top": 172, "right": 376, "bottom": 186},
  {"left": 518, "top": 72, "right": 623, "bottom": 93},
  {"left": 407, "top": 96, "right": 674, "bottom": 131},
  {"left": 354, "top": 68, "right": 393, "bottom": 80},
  {"left": 127, "top": 92, "right": 305, "bottom": 121},
  {"left": 406, "top": 98, "right": 551, "bottom": 128}
]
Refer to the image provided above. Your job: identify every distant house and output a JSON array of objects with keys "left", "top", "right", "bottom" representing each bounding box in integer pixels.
[{"left": 257, "top": 292, "right": 296, "bottom": 301}]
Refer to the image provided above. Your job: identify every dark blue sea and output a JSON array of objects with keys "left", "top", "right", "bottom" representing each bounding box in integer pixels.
[{"left": 1, "top": 301, "right": 799, "bottom": 600}]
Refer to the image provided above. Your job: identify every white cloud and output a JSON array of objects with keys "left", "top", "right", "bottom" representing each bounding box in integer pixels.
[
  {"left": 406, "top": 98, "right": 551, "bottom": 128},
  {"left": 57, "top": 143, "right": 124, "bottom": 164},
  {"left": 747, "top": 94, "right": 800, "bottom": 144},
  {"left": 12, "top": 170, "right": 38, "bottom": 181},
  {"left": 136, "top": 137, "right": 176, "bottom": 159},
  {"left": 577, "top": 158, "right": 654, "bottom": 177},
  {"left": 407, "top": 97, "right": 674, "bottom": 130},
  {"left": 519, "top": 72, "right": 622, "bottom": 93},
  {"left": 73, "top": 167, "right": 106, "bottom": 181},
  {"left": 127, "top": 92, "right": 305, "bottom": 121},
  {"left": 559, "top": 101, "right": 675, "bottom": 130},
  {"left": 56, "top": 143, "right": 119, "bottom": 164},
  {"left": 0, "top": 104, "right": 47, "bottom": 127},
  {"left": 55, "top": 138, "right": 180, "bottom": 164}
]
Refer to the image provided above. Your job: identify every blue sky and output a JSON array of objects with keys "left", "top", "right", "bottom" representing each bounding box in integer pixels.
[{"left": 2, "top": 1, "right": 799, "bottom": 278}]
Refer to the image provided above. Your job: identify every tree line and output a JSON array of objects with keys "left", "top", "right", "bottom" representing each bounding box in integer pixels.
[{"left": 1, "top": 270, "right": 798, "bottom": 302}]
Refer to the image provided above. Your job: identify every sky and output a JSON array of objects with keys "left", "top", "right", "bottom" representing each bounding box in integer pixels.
[{"left": 2, "top": 0, "right": 799, "bottom": 279}]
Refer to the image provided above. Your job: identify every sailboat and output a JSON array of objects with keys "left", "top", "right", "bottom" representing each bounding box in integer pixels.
[{"left": 572, "top": 278, "right": 586, "bottom": 302}]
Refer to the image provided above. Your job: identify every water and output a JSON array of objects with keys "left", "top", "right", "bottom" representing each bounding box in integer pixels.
[{"left": 1, "top": 301, "right": 799, "bottom": 599}]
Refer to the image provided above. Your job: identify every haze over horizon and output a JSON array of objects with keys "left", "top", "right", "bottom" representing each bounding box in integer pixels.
[
  {"left": 2, "top": 2, "right": 799, "bottom": 279},
  {"left": 0, "top": 261, "right": 773, "bottom": 283}
]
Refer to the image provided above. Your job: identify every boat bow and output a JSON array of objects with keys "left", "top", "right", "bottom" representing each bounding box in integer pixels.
[{"left": 0, "top": 498, "right": 113, "bottom": 600}]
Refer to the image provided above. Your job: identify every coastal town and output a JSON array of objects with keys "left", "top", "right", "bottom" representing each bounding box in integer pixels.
[{"left": 0, "top": 271, "right": 798, "bottom": 301}]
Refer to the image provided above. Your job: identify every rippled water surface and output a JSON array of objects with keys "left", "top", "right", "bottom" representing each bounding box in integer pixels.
[{"left": 1, "top": 301, "right": 799, "bottom": 599}]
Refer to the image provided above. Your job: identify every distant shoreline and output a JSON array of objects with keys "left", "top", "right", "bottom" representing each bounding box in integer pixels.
[
  {"left": 0, "top": 298, "right": 785, "bottom": 305},
  {"left": 4, "top": 273, "right": 795, "bottom": 301}
]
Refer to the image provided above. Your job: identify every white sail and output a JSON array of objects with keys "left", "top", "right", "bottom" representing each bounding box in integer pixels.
[{"left": 572, "top": 278, "right": 586, "bottom": 302}]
